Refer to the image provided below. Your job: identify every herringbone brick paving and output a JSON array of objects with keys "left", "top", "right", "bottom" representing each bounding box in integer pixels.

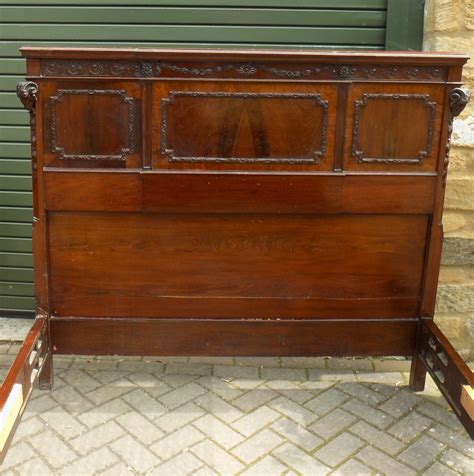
[{"left": 1, "top": 348, "right": 473, "bottom": 475}]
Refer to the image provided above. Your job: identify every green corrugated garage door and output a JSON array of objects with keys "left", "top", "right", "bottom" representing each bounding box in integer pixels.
[{"left": 0, "top": 0, "right": 423, "bottom": 316}]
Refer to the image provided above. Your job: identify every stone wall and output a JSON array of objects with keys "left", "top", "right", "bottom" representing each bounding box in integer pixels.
[{"left": 424, "top": 0, "right": 473, "bottom": 359}]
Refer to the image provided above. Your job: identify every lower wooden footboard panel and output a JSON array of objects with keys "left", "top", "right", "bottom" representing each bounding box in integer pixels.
[{"left": 50, "top": 318, "right": 417, "bottom": 357}]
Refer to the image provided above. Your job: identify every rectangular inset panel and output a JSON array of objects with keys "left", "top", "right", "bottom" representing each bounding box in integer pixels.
[
  {"left": 152, "top": 82, "right": 337, "bottom": 171},
  {"left": 42, "top": 80, "right": 142, "bottom": 168},
  {"left": 49, "top": 212, "right": 428, "bottom": 319},
  {"left": 344, "top": 84, "right": 445, "bottom": 172}
]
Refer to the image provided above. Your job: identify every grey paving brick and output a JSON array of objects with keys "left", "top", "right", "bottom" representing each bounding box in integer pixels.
[
  {"left": 428, "top": 423, "right": 474, "bottom": 456},
  {"left": 272, "top": 442, "right": 330, "bottom": 475},
  {"left": 269, "top": 395, "right": 319, "bottom": 426},
  {"left": 127, "top": 372, "right": 172, "bottom": 397},
  {"left": 191, "top": 440, "right": 245, "bottom": 475},
  {"left": 49, "top": 385, "right": 95, "bottom": 415},
  {"left": 441, "top": 448, "right": 474, "bottom": 475},
  {"left": 59, "top": 447, "right": 118, "bottom": 476},
  {"left": 13, "top": 456, "right": 53, "bottom": 475},
  {"left": 342, "top": 398, "right": 394, "bottom": 429},
  {"left": 422, "top": 461, "right": 460, "bottom": 476},
  {"left": 197, "top": 376, "right": 243, "bottom": 401},
  {"left": 378, "top": 389, "right": 421, "bottom": 418},
  {"left": 280, "top": 357, "right": 327, "bottom": 369},
  {"left": 22, "top": 393, "right": 58, "bottom": 419},
  {"left": 193, "top": 414, "right": 245, "bottom": 449},
  {"left": 165, "top": 362, "right": 212, "bottom": 376},
  {"left": 309, "top": 408, "right": 357, "bottom": 439},
  {"left": 260, "top": 367, "right": 306, "bottom": 381},
  {"left": 417, "top": 400, "right": 464, "bottom": 431},
  {"left": 327, "top": 357, "right": 373, "bottom": 371},
  {"left": 388, "top": 411, "right": 432, "bottom": 442},
  {"left": 231, "top": 428, "right": 283, "bottom": 463},
  {"left": 160, "top": 372, "right": 198, "bottom": 388},
  {"left": 150, "top": 426, "right": 205, "bottom": 461},
  {"left": 235, "top": 357, "right": 280, "bottom": 368},
  {"left": 333, "top": 458, "right": 373, "bottom": 475},
  {"left": 194, "top": 391, "right": 243, "bottom": 423},
  {"left": 151, "top": 451, "right": 204, "bottom": 475},
  {"left": 357, "top": 446, "right": 416, "bottom": 476},
  {"left": 232, "top": 387, "right": 278, "bottom": 412},
  {"left": 69, "top": 420, "right": 126, "bottom": 456},
  {"left": 77, "top": 397, "right": 131, "bottom": 428},
  {"left": 336, "top": 381, "right": 386, "bottom": 405},
  {"left": 373, "top": 358, "right": 412, "bottom": 372},
  {"left": 39, "top": 406, "right": 85, "bottom": 439},
  {"left": 189, "top": 356, "right": 234, "bottom": 366},
  {"left": 315, "top": 432, "right": 364, "bottom": 466},
  {"left": 29, "top": 430, "right": 77, "bottom": 469},
  {"left": 99, "top": 461, "right": 133, "bottom": 476},
  {"left": 193, "top": 464, "right": 219, "bottom": 476},
  {"left": 231, "top": 405, "right": 281, "bottom": 437},
  {"left": 355, "top": 371, "right": 405, "bottom": 385},
  {"left": 158, "top": 382, "right": 207, "bottom": 409},
  {"left": 59, "top": 369, "right": 101, "bottom": 392},
  {"left": 121, "top": 388, "right": 167, "bottom": 419},
  {"left": 13, "top": 415, "right": 46, "bottom": 441},
  {"left": 266, "top": 380, "right": 314, "bottom": 404},
  {"left": 117, "top": 359, "right": 165, "bottom": 374},
  {"left": 309, "top": 369, "right": 357, "bottom": 382},
  {"left": 213, "top": 364, "right": 259, "bottom": 380},
  {"left": 109, "top": 434, "right": 160, "bottom": 473},
  {"left": 116, "top": 410, "right": 164, "bottom": 445},
  {"left": 349, "top": 420, "right": 404, "bottom": 455},
  {"left": 240, "top": 455, "right": 288, "bottom": 475},
  {"left": 305, "top": 388, "right": 350, "bottom": 416},
  {"left": 85, "top": 377, "right": 135, "bottom": 405},
  {"left": 398, "top": 434, "right": 446, "bottom": 471},
  {"left": 272, "top": 417, "right": 323, "bottom": 451},
  {"left": 1, "top": 441, "right": 36, "bottom": 471},
  {"left": 154, "top": 402, "right": 204, "bottom": 432}
]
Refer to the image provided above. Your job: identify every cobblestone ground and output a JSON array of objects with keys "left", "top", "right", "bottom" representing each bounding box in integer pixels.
[{"left": 1, "top": 346, "right": 473, "bottom": 476}]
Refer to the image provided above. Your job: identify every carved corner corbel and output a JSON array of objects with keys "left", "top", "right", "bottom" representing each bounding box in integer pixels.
[
  {"left": 16, "top": 81, "right": 38, "bottom": 112},
  {"left": 443, "top": 87, "right": 470, "bottom": 187}
]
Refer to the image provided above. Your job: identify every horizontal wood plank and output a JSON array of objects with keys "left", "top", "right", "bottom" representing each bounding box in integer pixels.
[{"left": 50, "top": 317, "right": 416, "bottom": 357}]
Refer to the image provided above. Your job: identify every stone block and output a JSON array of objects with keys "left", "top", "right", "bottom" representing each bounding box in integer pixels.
[
  {"left": 445, "top": 178, "right": 474, "bottom": 210},
  {"left": 436, "top": 284, "right": 474, "bottom": 313},
  {"left": 441, "top": 237, "right": 474, "bottom": 265}
]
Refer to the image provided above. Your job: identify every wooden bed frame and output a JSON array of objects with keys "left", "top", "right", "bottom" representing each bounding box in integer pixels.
[{"left": 1, "top": 47, "right": 473, "bottom": 458}]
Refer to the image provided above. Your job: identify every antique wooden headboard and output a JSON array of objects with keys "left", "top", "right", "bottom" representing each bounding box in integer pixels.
[{"left": 1, "top": 48, "right": 473, "bottom": 456}]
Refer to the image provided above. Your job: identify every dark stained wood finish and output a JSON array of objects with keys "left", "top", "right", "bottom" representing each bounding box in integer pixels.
[
  {"left": 43, "top": 171, "right": 437, "bottom": 215},
  {"left": 48, "top": 212, "right": 428, "bottom": 319},
  {"left": 50, "top": 318, "right": 418, "bottom": 357},
  {"left": 2, "top": 48, "right": 471, "bottom": 452}
]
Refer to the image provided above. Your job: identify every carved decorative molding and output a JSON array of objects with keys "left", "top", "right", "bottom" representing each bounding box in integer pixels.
[
  {"left": 16, "top": 81, "right": 38, "bottom": 173},
  {"left": 352, "top": 93, "right": 436, "bottom": 164},
  {"left": 443, "top": 87, "right": 470, "bottom": 187},
  {"left": 160, "top": 91, "right": 328, "bottom": 164},
  {"left": 40, "top": 59, "right": 447, "bottom": 82},
  {"left": 50, "top": 89, "right": 136, "bottom": 161}
]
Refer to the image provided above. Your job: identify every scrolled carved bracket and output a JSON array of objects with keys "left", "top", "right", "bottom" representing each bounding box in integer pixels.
[
  {"left": 16, "top": 81, "right": 38, "bottom": 111},
  {"left": 443, "top": 87, "right": 470, "bottom": 187},
  {"left": 449, "top": 87, "right": 470, "bottom": 118}
]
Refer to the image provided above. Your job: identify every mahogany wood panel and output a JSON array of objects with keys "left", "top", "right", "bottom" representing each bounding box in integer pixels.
[
  {"left": 50, "top": 317, "right": 418, "bottom": 357},
  {"left": 344, "top": 83, "right": 445, "bottom": 172},
  {"left": 41, "top": 80, "right": 142, "bottom": 169},
  {"left": 48, "top": 212, "right": 428, "bottom": 319},
  {"left": 151, "top": 82, "right": 337, "bottom": 172},
  {"left": 43, "top": 171, "right": 436, "bottom": 215}
]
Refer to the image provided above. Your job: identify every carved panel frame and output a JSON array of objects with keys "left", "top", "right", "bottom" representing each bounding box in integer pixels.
[
  {"left": 50, "top": 89, "right": 136, "bottom": 162},
  {"left": 160, "top": 91, "right": 328, "bottom": 164},
  {"left": 352, "top": 93, "right": 436, "bottom": 165}
]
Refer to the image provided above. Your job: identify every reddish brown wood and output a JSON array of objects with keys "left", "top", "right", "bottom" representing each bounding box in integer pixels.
[
  {"left": 7, "top": 48, "right": 471, "bottom": 445},
  {"left": 50, "top": 318, "right": 417, "bottom": 357}
]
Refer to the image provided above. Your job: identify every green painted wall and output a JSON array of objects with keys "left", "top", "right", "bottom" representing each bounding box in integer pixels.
[{"left": 0, "top": 0, "right": 424, "bottom": 315}]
